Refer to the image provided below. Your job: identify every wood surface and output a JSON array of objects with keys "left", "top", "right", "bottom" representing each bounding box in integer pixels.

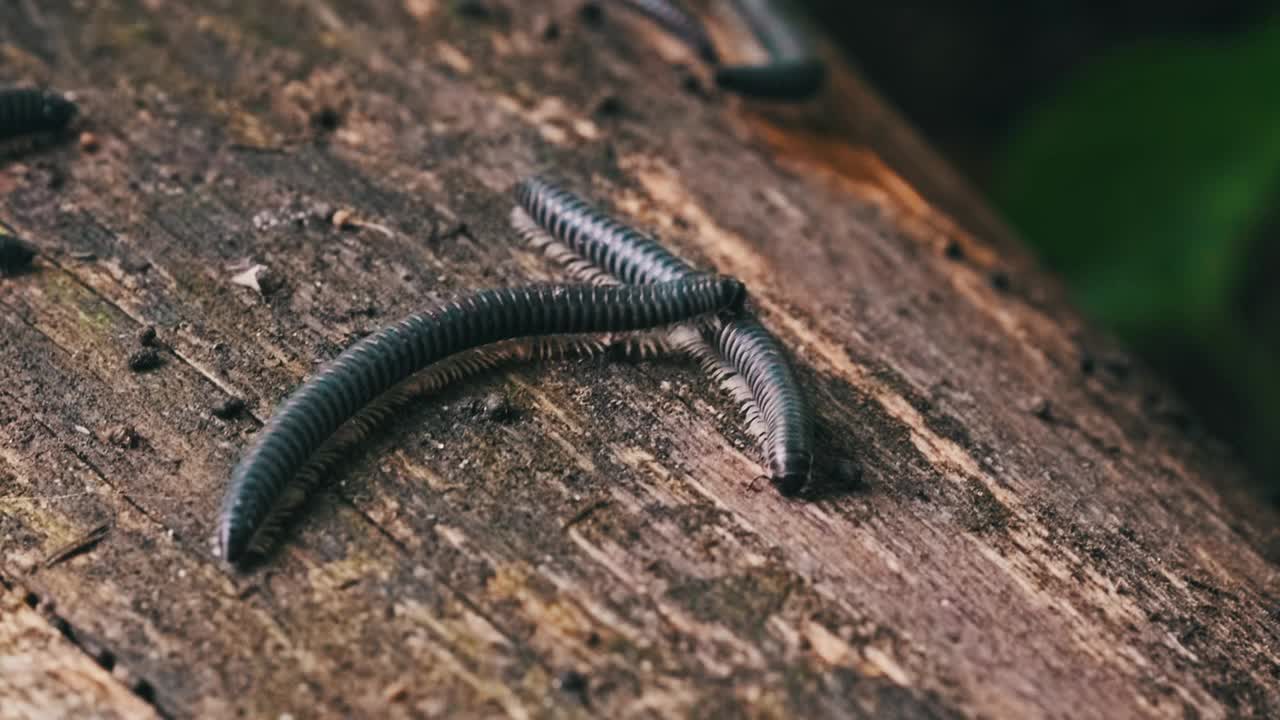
[{"left": 2, "top": 1, "right": 1278, "bottom": 718}]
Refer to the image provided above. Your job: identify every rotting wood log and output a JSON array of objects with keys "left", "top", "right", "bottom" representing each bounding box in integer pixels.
[
  {"left": 0, "top": 580, "right": 159, "bottom": 720},
  {"left": 1, "top": 1, "right": 1278, "bottom": 718}
]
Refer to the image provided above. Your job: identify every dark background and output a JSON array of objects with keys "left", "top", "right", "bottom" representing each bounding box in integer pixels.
[{"left": 803, "top": 0, "right": 1280, "bottom": 498}]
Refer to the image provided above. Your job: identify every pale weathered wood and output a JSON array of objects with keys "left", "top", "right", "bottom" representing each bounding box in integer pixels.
[
  {"left": 1, "top": 1, "right": 1278, "bottom": 718},
  {"left": 0, "top": 583, "right": 159, "bottom": 720}
]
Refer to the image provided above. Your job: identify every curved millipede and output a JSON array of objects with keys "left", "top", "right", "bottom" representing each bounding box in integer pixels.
[
  {"left": 297, "top": 330, "right": 664, "bottom": 489},
  {"left": 513, "top": 175, "right": 814, "bottom": 494},
  {"left": 603, "top": 1, "right": 820, "bottom": 101},
  {"left": 615, "top": 0, "right": 719, "bottom": 63},
  {"left": 677, "top": 318, "right": 813, "bottom": 485},
  {"left": 0, "top": 88, "right": 77, "bottom": 141},
  {"left": 240, "top": 334, "right": 621, "bottom": 560},
  {"left": 218, "top": 277, "right": 745, "bottom": 565},
  {"left": 714, "top": 0, "right": 825, "bottom": 100}
]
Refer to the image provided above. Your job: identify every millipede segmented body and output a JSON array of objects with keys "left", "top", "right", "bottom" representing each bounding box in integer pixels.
[
  {"left": 692, "top": 317, "right": 813, "bottom": 489},
  {"left": 241, "top": 334, "right": 622, "bottom": 560},
  {"left": 514, "top": 176, "right": 814, "bottom": 494},
  {"left": 615, "top": 0, "right": 719, "bottom": 63},
  {"left": 715, "top": 0, "right": 825, "bottom": 100},
  {"left": 714, "top": 59, "right": 824, "bottom": 101},
  {"left": 218, "top": 277, "right": 745, "bottom": 565},
  {"left": 0, "top": 88, "right": 77, "bottom": 140},
  {"left": 517, "top": 176, "right": 690, "bottom": 285}
]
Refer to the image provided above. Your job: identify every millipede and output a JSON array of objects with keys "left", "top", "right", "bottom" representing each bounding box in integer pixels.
[
  {"left": 714, "top": 58, "right": 824, "bottom": 101},
  {"left": 217, "top": 277, "right": 745, "bottom": 565},
  {"left": 0, "top": 221, "right": 36, "bottom": 276},
  {"left": 0, "top": 88, "right": 77, "bottom": 141},
  {"left": 682, "top": 318, "right": 813, "bottom": 487},
  {"left": 604, "top": 0, "right": 823, "bottom": 101},
  {"left": 615, "top": 0, "right": 719, "bottom": 63},
  {"left": 513, "top": 175, "right": 814, "bottom": 494},
  {"left": 234, "top": 333, "right": 617, "bottom": 561},
  {"left": 714, "top": 0, "right": 825, "bottom": 100}
]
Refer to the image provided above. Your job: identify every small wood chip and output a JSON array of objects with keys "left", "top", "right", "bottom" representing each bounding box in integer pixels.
[
  {"left": 383, "top": 679, "right": 409, "bottom": 702},
  {"left": 103, "top": 425, "right": 141, "bottom": 448},
  {"left": 229, "top": 264, "right": 267, "bottom": 293},
  {"left": 42, "top": 524, "right": 110, "bottom": 569},
  {"left": 535, "top": 15, "right": 560, "bottom": 41},
  {"left": 476, "top": 392, "right": 514, "bottom": 422},
  {"left": 212, "top": 397, "right": 246, "bottom": 419},
  {"left": 331, "top": 208, "right": 356, "bottom": 229},
  {"left": 127, "top": 348, "right": 163, "bottom": 372},
  {"left": 1029, "top": 397, "right": 1053, "bottom": 422}
]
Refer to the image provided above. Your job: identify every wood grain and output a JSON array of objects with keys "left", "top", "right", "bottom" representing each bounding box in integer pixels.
[
  {"left": 1, "top": 1, "right": 1277, "bottom": 717},
  {"left": 0, "top": 582, "right": 159, "bottom": 720}
]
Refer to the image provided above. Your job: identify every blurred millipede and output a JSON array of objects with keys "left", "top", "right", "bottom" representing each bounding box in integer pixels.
[
  {"left": 606, "top": 0, "right": 822, "bottom": 101},
  {"left": 217, "top": 277, "right": 745, "bottom": 565},
  {"left": 513, "top": 175, "right": 814, "bottom": 494},
  {"left": 715, "top": 0, "right": 825, "bottom": 100},
  {"left": 615, "top": 0, "right": 719, "bottom": 63},
  {"left": 0, "top": 88, "right": 77, "bottom": 140},
  {"left": 0, "top": 220, "right": 36, "bottom": 275}
]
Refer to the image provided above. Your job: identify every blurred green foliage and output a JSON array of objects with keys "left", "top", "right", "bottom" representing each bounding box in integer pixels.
[{"left": 995, "top": 21, "right": 1280, "bottom": 488}]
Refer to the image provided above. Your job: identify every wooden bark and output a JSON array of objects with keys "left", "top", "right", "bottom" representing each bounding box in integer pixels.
[{"left": 2, "top": 1, "right": 1278, "bottom": 717}]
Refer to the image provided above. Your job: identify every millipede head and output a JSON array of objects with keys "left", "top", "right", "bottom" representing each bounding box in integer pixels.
[
  {"left": 771, "top": 453, "right": 813, "bottom": 496},
  {"left": 715, "top": 275, "right": 748, "bottom": 313},
  {"left": 38, "top": 91, "right": 78, "bottom": 130},
  {"left": 772, "top": 472, "right": 808, "bottom": 496}
]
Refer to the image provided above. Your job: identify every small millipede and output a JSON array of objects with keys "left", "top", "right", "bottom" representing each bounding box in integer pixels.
[
  {"left": 0, "top": 88, "right": 77, "bottom": 141},
  {"left": 614, "top": 0, "right": 719, "bottom": 63},
  {"left": 0, "top": 221, "right": 36, "bottom": 276},
  {"left": 513, "top": 175, "right": 814, "bottom": 494},
  {"left": 604, "top": 0, "right": 821, "bottom": 101},
  {"left": 714, "top": 0, "right": 825, "bottom": 100},
  {"left": 670, "top": 318, "right": 813, "bottom": 486},
  {"left": 217, "top": 277, "right": 745, "bottom": 565}
]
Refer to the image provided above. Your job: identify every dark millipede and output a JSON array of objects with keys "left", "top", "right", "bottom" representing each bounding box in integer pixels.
[
  {"left": 240, "top": 334, "right": 625, "bottom": 560},
  {"left": 513, "top": 175, "right": 814, "bottom": 494},
  {"left": 0, "top": 88, "right": 77, "bottom": 141},
  {"left": 714, "top": 0, "right": 825, "bottom": 100},
  {"left": 303, "top": 330, "right": 668, "bottom": 484},
  {"left": 0, "top": 221, "right": 36, "bottom": 276},
  {"left": 615, "top": 0, "right": 719, "bottom": 63},
  {"left": 606, "top": 0, "right": 822, "bottom": 101},
  {"left": 714, "top": 58, "right": 824, "bottom": 101},
  {"left": 217, "top": 277, "right": 745, "bottom": 565}
]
